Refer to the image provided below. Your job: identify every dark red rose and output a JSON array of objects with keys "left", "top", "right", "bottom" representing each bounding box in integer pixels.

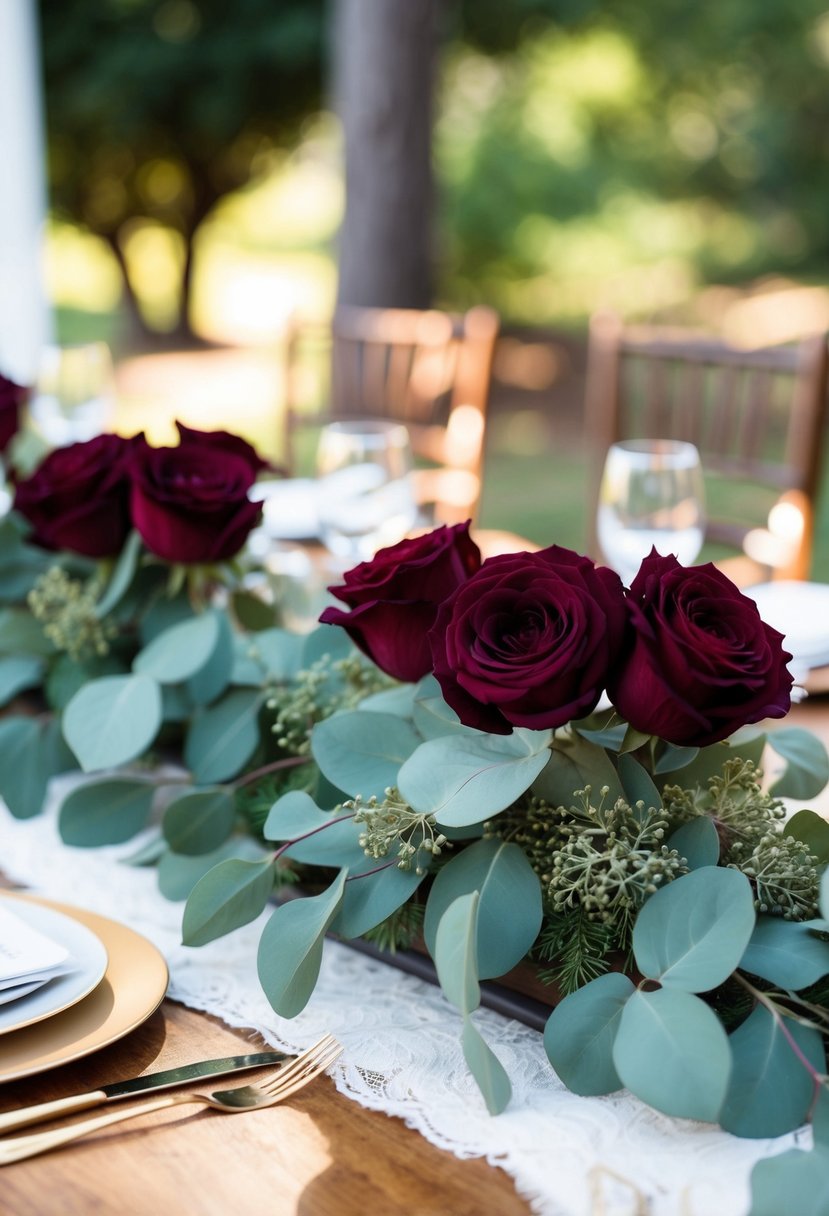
[
  {"left": 0, "top": 372, "right": 28, "bottom": 454},
  {"left": 429, "top": 546, "right": 627, "bottom": 734},
  {"left": 13, "top": 434, "right": 133, "bottom": 558},
  {"left": 319, "top": 523, "right": 482, "bottom": 682},
  {"left": 130, "top": 423, "right": 266, "bottom": 564},
  {"left": 607, "top": 550, "right": 793, "bottom": 746}
]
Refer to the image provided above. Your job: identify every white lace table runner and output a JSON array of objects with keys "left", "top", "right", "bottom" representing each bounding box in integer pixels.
[{"left": 0, "top": 781, "right": 808, "bottom": 1216}]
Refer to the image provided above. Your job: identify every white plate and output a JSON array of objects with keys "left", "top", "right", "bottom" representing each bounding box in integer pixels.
[
  {"left": 0, "top": 896, "right": 108, "bottom": 1036},
  {"left": 745, "top": 581, "right": 829, "bottom": 669},
  {"left": 250, "top": 478, "right": 319, "bottom": 540}
]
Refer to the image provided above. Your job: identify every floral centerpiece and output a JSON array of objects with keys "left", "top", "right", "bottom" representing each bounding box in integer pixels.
[{"left": 2, "top": 443, "right": 829, "bottom": 1211}]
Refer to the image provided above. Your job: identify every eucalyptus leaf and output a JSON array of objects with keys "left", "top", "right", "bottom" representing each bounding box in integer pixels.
[
  {"left": 666, "top": 817, "right": 720, "bottom": 869},
  {"left": 0, "top": 717, "right": 76, "bottom": 819},
  {"left": 182, "top": 857, "right": 276, "bottom": 946},
  {"left": 461, "top": 1017, "right": 512, "bottom": 1115},
  {"left": 412, "top": 681, "right": 477, "bottom": 740},
  {"left": 785, "top": 809, "right": 829, "bottom": 864},
  {"left": 748, "top": 1147, "right": 829, "bottom": 1216},
  {"left": 313, "top": 711, "right": 421, "bottom": 800},
  {"left": 543, "top": 972, "right": 635, "bottom": 1095},
  {"left": 633, "top": 866, "right": 755, "bottom": 991},
  {"left": 653, "top": 743, "right": 699, "bottom": 776},
  {"left": 63, "top": 673, "right": 163, "bottom": 771},
  {"left": 423, "top": 837, "right": 543, "bottom": 979},
  {"left": 0, "top": 655, "right": 42, "bottom": 707},
  {"left": 263, "top": 790, "right": 364, "bottom": 867},
  {"left": 0, "top": 606, "right": 54, "bottom": 656},
  {"left": 138, "top": 593, "right": 194, "bottom": 645},
  {"left": 739, "top": 916, "right": 829, "bottom": 989},
  {"left": 122, "top": 832, "right": 167, "bottom": 867},
  {"left": 184, "top": 689, "right": 263, "bottom": 783},
  {"left": 95, "top": 529, "right": 143, "bottom": 618},
  {"left": 186, "top": 611, "right": 234, "bottom": 706},
  {"left": 45, "top": 651, "right": 126, "bottom": 713},
  {"left": 162, "top": 787, "right": 237, "bottom": 855},
  {"left": 333, "top": 862, "right": 425, "bottom": 939},
  {"left": 719, "top": 1004, "right": 825, "bottom": 1137},
  {"left": 157, "top": 837, "right": 266, "bottom": 901},
  {"left": 620, "top": 725, "right": 652, "bottom": 755},
  {"left": 399, "top": 731, "right": 550, "bottom": 827},
  {"left": 618, "top": 754, "right": 661, "bottom": 813},
  {"left": 257, "top": 870, "right": 347, "bottom": 1017},
  {"left": 360, "top": 684, "right": 418, "bottom": 718},
  {"left": 768, "top": 727, "right": 829, "bottom": 800},
  {"left": 532, "top": 730, "right": 624, "bottom": 808},
  {"left": 230, "top": 634, "right": 266, "bottom": 686},
  {"left": 434, "top": 890, "right": 480, "bottom": 1014},
  {"left": 667, "top": 737, "right": 765, "bottom": 790},
  {"left": 301, "top": 623, "right": 354, "bottom": 667},
  {"left": 822, "top": 869, "right": 829, "bottom": 921},
  {"left": 133, "top": 611, "right": 220, "bottom": 684},
  {"left": 231, "top": 589, "right": 279, "bottom": 631},
  {"left": 59, "top": 779, "right": 156, "bottom": 847},
  {"left": 572, "top": 720, "right": 628, "bottom": 751},
  {"left": 612, "top": 987, "right": 731, "bottom": 1122},
  {"left": 250, "top": 628, "right": 304, "bottom": 681}
]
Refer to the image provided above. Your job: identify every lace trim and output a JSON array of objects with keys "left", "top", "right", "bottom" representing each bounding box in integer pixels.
[{"left": 1, "top": 779, "right": 806, "bottom": 1216}]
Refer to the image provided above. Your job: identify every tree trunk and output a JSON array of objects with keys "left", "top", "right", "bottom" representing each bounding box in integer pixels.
[{"left": 333, "top": 0, "right": 437, "bottom": 310}]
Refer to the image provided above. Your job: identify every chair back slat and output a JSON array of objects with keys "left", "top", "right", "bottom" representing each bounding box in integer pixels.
[
  {"left": 284, "top": 305, "right": 499, "bottom": 526},
  {"left": 585, "top": 313, "right": 829, "bottom": 581}
]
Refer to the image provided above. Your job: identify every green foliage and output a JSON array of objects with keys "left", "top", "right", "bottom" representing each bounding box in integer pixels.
[
  {"left": 184, "top": 688, "right": 264, "bottom": 783},
  {"left": 0, "top": 716, "right": 77, "bottom": 819},
  {"left": 360, "top": 902, "right": 426, "bottom": 954},
  {"left": 0, "top": 655, "right": 44, "bottom": 707},
  {"left": 182, "top": 856, "right": 276, "bottom": 946},
  {"left": 257, "top": 869, "right": 347, "bottom": 1017},
  {"left": 533, "top": 912, "right": 621, "bottom": 994},
  {"left": 544, "top": 972, "right": 634, "bottom": 1095},
  {"left": 58, "top": 778, "right": 156, "bottom": 846},
  {"left": 162, "top": 787, "right": 237, "bottom": 856},
  {"left": 333, "top": 863, "right": 426, "bottom": 941},
  {"left": 313, "top": 710, "right": 422, "bottom": 801},
  {"left": 133, "top": 611, "right": 220, "bottom": 683},
  {"left": 29, "top": 566, "right": 116, "bottom": 661},
  {"left": 739, "top": 917, "right": 829, "bottom": 989},
  {"left": 748, "top": 1147, "right": 829, "bottom": 1216},
  {"left": 63, "top": 672, "right": 163, "bottom": 771},
  {"left": 767, "top": 728, "right": 829, "bottom": 800}
]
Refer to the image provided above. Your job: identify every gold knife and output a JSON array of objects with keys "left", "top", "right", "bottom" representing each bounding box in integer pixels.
[{"left": 0, "top": 1050, "right": 288, "bottom": 1134}]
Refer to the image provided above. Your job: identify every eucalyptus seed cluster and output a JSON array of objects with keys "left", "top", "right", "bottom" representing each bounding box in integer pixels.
[
  {"left": 662, "top": 757, "right": 785, "bottom": 840},
  {"left": 488, "top": 787, "right": 684, "bottom": 926},
  {"left": 345, "top": 787, "right": 449, "bottom": 875},
  {"left": 28, "top": 567, "right": 116, "bottom": 661},
  {"left": 264, "top": 650, "right": 395, "bottom": 755},
  {"left": 727, "top": 832, "right": 821, "bottom": 919}
]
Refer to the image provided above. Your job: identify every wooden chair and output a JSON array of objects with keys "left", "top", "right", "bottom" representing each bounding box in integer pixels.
[
  {"left": 282, "top": 305, "right": 500, "bottom": 526},
  {"left": 584, "top": 313, "right": 829, "bottom": 582}
]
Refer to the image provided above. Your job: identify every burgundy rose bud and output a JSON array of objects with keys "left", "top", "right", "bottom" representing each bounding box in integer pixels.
[
  {"left": 429, "top": 545, "right": 628, "bottom": 734},
  {"left": 607, "top": 550, "right": 793, "bottom": 747},
  {"left": 130, "top": 423, "right": 266, "bottom": 565},
  {"left": 13, "top": 433, "right": 134, "bottom": 558},
  {"left": 319, "top": 523, "right": 482, "bottom": 682},
  {"left": 0, "top": 372, "right": 28, "bottom": 454}
]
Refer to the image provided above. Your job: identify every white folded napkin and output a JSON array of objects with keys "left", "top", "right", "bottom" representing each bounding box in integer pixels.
[{"left": 0, "top": 904, "right": 74, "bottom": 1006}]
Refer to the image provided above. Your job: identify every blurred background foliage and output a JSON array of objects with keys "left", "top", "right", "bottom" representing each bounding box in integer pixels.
[{"left": 34, "top": 0, "right": 829, "bottom": 564}]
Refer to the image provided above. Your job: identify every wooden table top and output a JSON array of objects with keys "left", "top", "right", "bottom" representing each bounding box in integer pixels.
[{"left": 0, "top": 1001, "right": 530, "bottom": 1216}]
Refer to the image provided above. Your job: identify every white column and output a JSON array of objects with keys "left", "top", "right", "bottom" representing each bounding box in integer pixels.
[{"left": 0, "top": 0, "right": 50, "bottom": 383}]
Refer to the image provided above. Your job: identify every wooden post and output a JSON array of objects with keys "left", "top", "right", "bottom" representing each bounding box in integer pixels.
[{"left": 333, "top": 0, "right": 437, "bottom": 309}]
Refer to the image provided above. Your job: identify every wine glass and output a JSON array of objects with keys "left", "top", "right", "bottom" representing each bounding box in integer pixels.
[
  {"left": 316, "top": 419, "right": 417, "bottom": 562},
  {"left": 29, "top": 343, "right": 115, "bottom": 446},
  {"left": 597, "top": 439, "right": 706, "bottom": 585}
]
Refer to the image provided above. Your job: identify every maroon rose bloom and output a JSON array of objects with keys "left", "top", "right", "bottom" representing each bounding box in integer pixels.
[
  {"left": 607, "top": 550, "right": 793, "bottom": 747},
  {"left": 130, "top": 423, "right": 267, "bottom": 564},
  {"left": 319, "top": 523, "right": 482, "bottom": 682},
  {"left": 0, "top": 372, "right": 28, "bottom": 454},
  {"left": 13, "top": 433, "right": 134, "bottom": 558},
  {"left": 429, "top": 545, "right": 627, "bottom": 734}
]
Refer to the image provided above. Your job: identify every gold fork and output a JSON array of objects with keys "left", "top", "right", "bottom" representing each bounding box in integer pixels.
[{"left": 0, "top": 1034, "right": 342, "bottom": 1166}]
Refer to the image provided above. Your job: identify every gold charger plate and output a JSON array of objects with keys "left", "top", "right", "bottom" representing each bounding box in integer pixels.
[{"left": 0, "top": 894, "right": 169, "bottom": 1084}]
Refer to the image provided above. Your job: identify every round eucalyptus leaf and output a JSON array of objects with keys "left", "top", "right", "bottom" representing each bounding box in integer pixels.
[
  {"left": 59, "top": 779, "right": 155, "bottom": 847},
  {"left": 532, "top": 730, "right": 624, "bottom": 808},
  {"left": 63, "top": 673, "right": 163, "bottom": 772},
  {"left": 0, "top": 654, "right": 43, "bottom": 707},
  {"left": 157, "top": 837, "right": 266, "bottom": 902},
  {"left": 748, "top": 1147, "right": 829, "bottom": 1216},
  {"left": 184, "top": 689, "right": 263, "bottom": 783},
  {"left": 739, "top": 916, "right": 829, "bottom": 989},
  {"left": 612, "top": 988, "right": 731, "bottom": 1122},
  {"left": 301, "top": 624, "right": 354, "bottom": 667},
  {"left": 250, "top": 628, "right": 304, "bottom": 681},
  {"left": 264, "top": 791, "right": 364, "bottom": 868},
  {"left": 257, "top": 870, "right": 347, "bottom": 1017},
  {"left": 162, "top": 787, "right": 236, "bottom": 855},
  {"left": 786, "top": 809, "right": 829, "bottom": 866},
  {"left": 423, "top": 837, "right": 543, "bottom": 979},
  {"left": 94, "top": 529, "right": 142, "bottom": 618},
  {"left": 313, "top": 710, "right": 421, "bottom": 800},
  {"left": 182, "top": 856, "right": 275, "bottom": 945},
  {"left": 544, "top": 972, "right": 635, "bottom": 1096},
  {"left": 618, "top": 754, "right": 660, "bottom": 813},
  {"left": 666, "top": 817, "right": 720, "bottom": 870},
  {"left": 399, "top": 731, "right": 550, "bottom": 827},
  {"left": 633, "top": 866, "right": 755, "bottom": 991},
  {"left": 0, "top": 717, "right": 76, "bottom": 819},
  {"left": 768, "top": 727, "right": 829, "bottom": 800},
  {"left": 719, "top": 1004, "right": 825, "bottom": 1138},
  {"left": 186, "top": 612, "right": 234, "bottom": 706},
  {"left": 133, "top": 611, "right": 220, "bottom": 684},
  {"left": 332, "top": 861, "right": 425, "bottom": 940}
]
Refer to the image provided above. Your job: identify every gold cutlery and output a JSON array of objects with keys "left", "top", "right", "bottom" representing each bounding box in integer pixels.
[
  {"left": 0, "top": 1049, "right": 292, "bottom": 1134},
  {"left": 0, "top": 1035, "right": 342, "bottom": 1165}
]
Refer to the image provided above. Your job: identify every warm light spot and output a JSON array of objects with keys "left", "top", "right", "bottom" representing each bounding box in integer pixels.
[{"left": 445, "top": 404, "right": 485, "bottom": 467}]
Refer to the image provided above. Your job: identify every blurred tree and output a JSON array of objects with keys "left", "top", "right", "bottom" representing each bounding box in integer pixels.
[{"left": 39, "top": 0, "right": 326, "bottom": 344}]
